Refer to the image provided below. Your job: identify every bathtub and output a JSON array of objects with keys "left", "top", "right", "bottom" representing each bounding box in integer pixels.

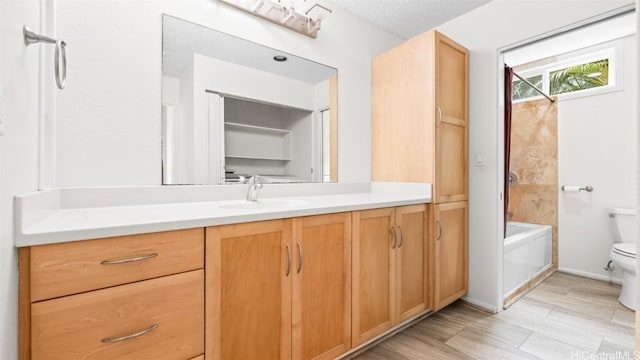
[{"left": 503, "top": 221, "right": 552, "bottom": 297}]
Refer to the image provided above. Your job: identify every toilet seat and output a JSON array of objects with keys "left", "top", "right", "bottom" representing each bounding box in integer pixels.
[{"left": 612, "top": 243, "right": 637, "bottom": 258}]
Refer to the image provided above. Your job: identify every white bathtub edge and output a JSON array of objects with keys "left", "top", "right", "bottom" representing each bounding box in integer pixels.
[
  {"left": 504, "top": 222, "right": 552, "bottom": 251},
  {"left": 503, "top": 264, "right": 553, "bottom": 299}
]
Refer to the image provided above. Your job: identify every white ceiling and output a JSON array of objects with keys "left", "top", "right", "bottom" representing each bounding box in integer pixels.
[{"left": 330, "top": 0, "right": 492, "bottom": 39}]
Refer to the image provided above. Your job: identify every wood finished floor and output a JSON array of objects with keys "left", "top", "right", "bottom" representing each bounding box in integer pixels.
[{"left": 353, "top": 272, "right": 635, "bottom": 360}]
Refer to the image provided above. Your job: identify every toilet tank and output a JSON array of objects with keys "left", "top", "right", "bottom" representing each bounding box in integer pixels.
[{"left": 609, "top": 208, "right": 637, "bottom": 244}]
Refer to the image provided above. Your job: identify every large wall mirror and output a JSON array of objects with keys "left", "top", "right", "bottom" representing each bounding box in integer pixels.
[{"left": 162, "top": 15, "right": 338, "bottom": 185}]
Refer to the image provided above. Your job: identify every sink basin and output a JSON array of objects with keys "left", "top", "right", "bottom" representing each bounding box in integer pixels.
[{"left": 219, "top": 199, "right": 310, "bottom": 210}]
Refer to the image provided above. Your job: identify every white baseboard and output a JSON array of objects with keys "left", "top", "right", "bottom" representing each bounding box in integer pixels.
[
  {"left": 557, "top": 267, "right": 623, "bottom": 284},
  {"left": 462, "top": 296, "right": 499, "bottom": 313}
]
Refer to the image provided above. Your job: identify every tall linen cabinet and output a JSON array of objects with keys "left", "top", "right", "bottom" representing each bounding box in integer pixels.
[{"left": 372, "top": 30, "right": 469, "bottom": 311}]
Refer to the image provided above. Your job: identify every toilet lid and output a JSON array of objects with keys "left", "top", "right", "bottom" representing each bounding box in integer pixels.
[{"left": 613, "top": 243, "right": 637, "bottom": 258}]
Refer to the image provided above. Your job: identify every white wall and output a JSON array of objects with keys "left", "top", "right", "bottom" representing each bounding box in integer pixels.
[
  {"left": 313, "top": 79, "right": 331, "bottom": 182},
  {"left": 437, "top": 0, "right": 635, "bottom": 311},
  {"left": 636, "top": 0, "right": 639, "bottom": 325},
  {"left": 194, "top": 54, "right": 317, "bottom": 111},
  {"left": 284, "top": 111, "right": 313, "bottom": 180},
  {"left": 315, "top": 78, "right": 331, "bottom": 110},
  {"left": 558, "top": 35, "right": 637, "bottom": 281},
  {"left": 161, "top": 76, "right": 181, "bottom": 183},
  {"left": 54, "top": 0, "right": 403, "bottom": 186},
  {"left": 0, "top": 1, "right": 41, "bottom": 357},
  {"left": 162, "top": 76, "right": 180, "bottom": 105},
  {"left": 179, "top": 62, "right": 196, "bottom": 184}
]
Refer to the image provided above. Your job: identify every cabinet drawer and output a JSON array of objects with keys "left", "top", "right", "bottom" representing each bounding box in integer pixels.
[
  {"left": 30, "top": 228, "right": 204, "bottom": 301},
  {"left": 31, "top": 270, "right": 204, "bottom": 360}
]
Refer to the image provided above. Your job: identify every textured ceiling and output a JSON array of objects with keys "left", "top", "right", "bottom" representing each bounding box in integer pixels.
[{"left": 330, "top": 0, "right": 492, "bottom": 39}]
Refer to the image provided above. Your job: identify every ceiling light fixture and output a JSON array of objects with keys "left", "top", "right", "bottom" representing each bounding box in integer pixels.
[{"left": 218, "top": 0, "right": 332, "bottom": 39}]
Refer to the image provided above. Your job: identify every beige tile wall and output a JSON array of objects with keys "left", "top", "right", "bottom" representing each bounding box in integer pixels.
[{"left": 509, "top": 98, "right": 559, "bottom": 268}]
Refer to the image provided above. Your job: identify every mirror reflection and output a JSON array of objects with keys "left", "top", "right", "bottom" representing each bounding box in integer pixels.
[{"left": 161, "top": 15, "right": 338, "bottom": 185}]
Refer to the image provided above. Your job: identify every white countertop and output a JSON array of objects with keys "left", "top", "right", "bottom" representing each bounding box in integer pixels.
[{"left": 15, "top": 182, "right": 431, "bottom": 247}]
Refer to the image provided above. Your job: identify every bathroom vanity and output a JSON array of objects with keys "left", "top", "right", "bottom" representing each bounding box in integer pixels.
[
  {"left": 15, "top": 25, "right": 470, "bottom": 360},
  {"left": 15, "top": 182, "right": 467, "bottom": 360},
  {"left": 15, "top": 8, "right": 469, "bottom": 360}
]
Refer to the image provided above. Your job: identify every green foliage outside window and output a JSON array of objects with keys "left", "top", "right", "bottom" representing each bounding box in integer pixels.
[
  {"left": 512, "top": 75, "right": 543, "bottom": 101},
  {"left": 511, "top": 58, "right": 610, "bottom": 101},
  {"left": 549, "top": 59, "right": 609, "bottom": 95}
]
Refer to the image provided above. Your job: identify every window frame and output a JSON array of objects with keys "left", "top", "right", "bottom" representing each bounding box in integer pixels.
[{"left": 511, "top": 39, "right": 623, "bottom": 103}]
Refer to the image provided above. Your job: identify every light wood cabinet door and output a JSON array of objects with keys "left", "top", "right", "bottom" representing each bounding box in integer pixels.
[
  {"left": 351, "top": 208, "right": 395, "bottom": 346},
  {"left": 432, "top": 201, "right": 468, "bottom": 311},
  {"left": 372, "top": 29, "right": 468, "bottom": 200},
  {"left": 396, "top": 204, "right": 429, "bottom": 321},
  {"left": 206, "top": 220, "right": 293, "bottom": 360},
  {"left": 371, "top": 32, "right": 435, "bottom": 184},
  {"left": 434, "top": 32, "right": 468, "bottom": 203},
  {"left": 352, "top": 205, "right": 429, "bottom": 347},
  {"left": 293, "top": 213, "right": 351, "bottom": 360}
]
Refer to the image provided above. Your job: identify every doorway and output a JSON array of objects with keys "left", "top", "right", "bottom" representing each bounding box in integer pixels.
[{"left": 498, "top": 9, "right": 637, "bottom": 309}]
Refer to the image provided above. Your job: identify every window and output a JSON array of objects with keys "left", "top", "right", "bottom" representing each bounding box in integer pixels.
[
  {"left": 549, "top": 59, "right": 609, "bottom": 95},
  {"left": 512, "top": 75, "right": 543, "bottom": 101},
  {"left": 511, "top": 41, "right": 620, "bottom": 102}
]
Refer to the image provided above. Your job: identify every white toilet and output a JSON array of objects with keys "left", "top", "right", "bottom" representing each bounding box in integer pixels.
[{"left": 608, "top": 208, "right": 637, "bottom": 310}]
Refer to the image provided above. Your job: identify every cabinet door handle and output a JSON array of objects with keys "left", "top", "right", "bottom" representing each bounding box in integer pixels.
[
  {"left": 100, "top": 253, "right": 157, "bottom": 265},
  {"left": 436, "top": 221, "right": 442, "bottom": 240},
  {"left": 397, "top": 225, "right": 404, "bottom": 248},
  {"left": 101, "top": 323, "right": 159, "bottom": 343},
  {"left": 296, "top": 242, "right": 303, "bottom": 274},
  {"left": 391, "top": 225, "right": 397, "bottom": 249},
  {"left": 436, "top": 106, "right": 443, "bottom": 128},
  {"left": 285, "top": 243, "right": 292, "bottom": 276}
]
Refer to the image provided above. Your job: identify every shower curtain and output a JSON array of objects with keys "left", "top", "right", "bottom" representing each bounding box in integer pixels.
[{"left": 504, "top": 65, "right": 513, "bottom": 233}]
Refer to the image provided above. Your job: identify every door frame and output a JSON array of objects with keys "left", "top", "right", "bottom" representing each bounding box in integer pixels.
[{"left": 495, "top": 4, "right": 636, "bottom": 312}]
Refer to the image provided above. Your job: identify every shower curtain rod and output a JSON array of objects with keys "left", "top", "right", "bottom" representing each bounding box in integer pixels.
[{"left": 512, "top": 71, "right": 555, "bottom": 102}]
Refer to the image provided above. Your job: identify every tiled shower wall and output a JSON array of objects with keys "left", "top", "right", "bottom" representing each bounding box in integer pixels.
[{"left": 508, "top": 97, "right": 559, "bottom": 268}]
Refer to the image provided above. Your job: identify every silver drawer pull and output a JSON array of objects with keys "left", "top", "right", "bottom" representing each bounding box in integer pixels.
[
  {"left": 100, "top": 253, "right": 157, "bottom": 265},
  {"left": 101, "top": 323, "right": 159, "bottom": 343}
]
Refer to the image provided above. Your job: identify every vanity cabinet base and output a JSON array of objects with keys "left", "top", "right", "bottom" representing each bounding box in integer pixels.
[
  {"left": 18, "top": 229, "right": 205, "bottom": 360},
  {"left": 17, "top": 202, "right": 467, "bottom": 360}
]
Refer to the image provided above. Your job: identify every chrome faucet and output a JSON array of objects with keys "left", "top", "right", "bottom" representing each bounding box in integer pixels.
[{"left": 247, "top": 175, "right": 263, "bottom": 202}]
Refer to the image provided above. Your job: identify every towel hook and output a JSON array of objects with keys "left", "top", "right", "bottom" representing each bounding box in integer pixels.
[{"left": 23, "top": 25, "right": 66, "bottom": 89}]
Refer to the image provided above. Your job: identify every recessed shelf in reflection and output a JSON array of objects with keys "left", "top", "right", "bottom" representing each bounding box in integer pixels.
[{"left": 225, "top": 122, "right": 293, "bottom": 161}]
